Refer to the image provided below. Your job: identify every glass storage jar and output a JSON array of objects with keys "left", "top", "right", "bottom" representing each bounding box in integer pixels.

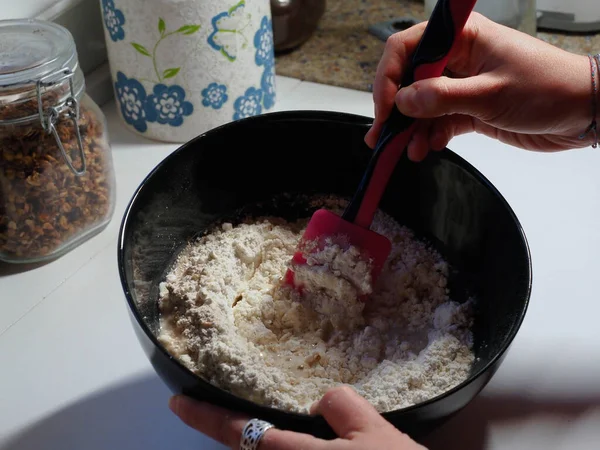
[{"left": 0, "top": 19, "right": 116, "bottom": 263}]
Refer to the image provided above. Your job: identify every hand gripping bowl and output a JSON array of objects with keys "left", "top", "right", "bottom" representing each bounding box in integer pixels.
[{"left": 117, "top": 110, "right": 532, "bottom": 439}]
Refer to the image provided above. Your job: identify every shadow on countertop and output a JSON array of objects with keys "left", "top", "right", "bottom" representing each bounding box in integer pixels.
[
  {"left": 419, "top": 391, "right": 600, "bottom": 449},
  {"left": 0, "top": 261, "right": 50, "bottom": 276},
  {"left": 2, "top": 372, "right": 599, "bottom": 450},
  {"left": 0, "top": 373, "right": 219, "bottom": 450}
]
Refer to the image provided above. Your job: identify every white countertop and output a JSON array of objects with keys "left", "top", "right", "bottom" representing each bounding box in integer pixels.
[{"left": 1, "top": 75, "right": 600, "bottom": 450}]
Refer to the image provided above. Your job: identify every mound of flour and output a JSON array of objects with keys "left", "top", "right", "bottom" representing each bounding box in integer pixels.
[{"left": 157, "top": 199, "right": 475, "bottom": 413}]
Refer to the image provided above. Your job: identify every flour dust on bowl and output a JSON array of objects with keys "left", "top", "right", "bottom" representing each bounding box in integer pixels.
[{"left": 117, "top": 110, "right": 532, "bottom": 439}]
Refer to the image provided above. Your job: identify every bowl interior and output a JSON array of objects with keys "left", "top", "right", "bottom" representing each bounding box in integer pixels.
[{"left": 119, "top": 110, "right": 531, "bottom": 420}]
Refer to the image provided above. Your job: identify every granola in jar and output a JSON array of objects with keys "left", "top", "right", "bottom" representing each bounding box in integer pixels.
[{"left": 0, "top": 19, "right": 116, "bottom": 263}]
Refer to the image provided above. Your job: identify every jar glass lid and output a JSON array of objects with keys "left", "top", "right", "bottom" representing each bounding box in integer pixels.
[{"left": 0, "top": 19, "right": 78, "bottom": 88}]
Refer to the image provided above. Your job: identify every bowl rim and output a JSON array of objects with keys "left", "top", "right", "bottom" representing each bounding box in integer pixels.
[{"left": 117, "top": 109, "right": 532, "bottom": 423}]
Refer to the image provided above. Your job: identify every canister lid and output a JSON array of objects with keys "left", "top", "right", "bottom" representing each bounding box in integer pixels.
[{"left": 0, "top": 19, "right": 78, "bottom": 88}]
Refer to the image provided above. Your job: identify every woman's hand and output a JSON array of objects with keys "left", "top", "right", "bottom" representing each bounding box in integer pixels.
[
  {"left": 365, "top": 12, "right": 596, "bottom": 161},
  {"left": 169, "top": 385, "right": 427, "bottom": 449}
]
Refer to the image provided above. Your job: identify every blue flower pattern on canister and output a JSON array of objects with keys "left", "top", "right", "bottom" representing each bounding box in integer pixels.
[
  {"left": 260, "top": 62, "right": 276, "bottom": 110},
  {"left": 115, "top": 72, "right": 196, "bottom": 132},
  {"left": 232, "top": 15, "right": 276, "bottom": 121},
  {"left": 107, "top": 7, "right": 276, "bottom": 133},
  {"left": 101, "top": 0, "right": 125, "bottom": 42},
  {"left": 254, "top": 16, "right": 274, "bottom": 67},
  {"left": 145, "top": 84, "right": 194, "bottom": 126},
  {"left": 201, "top": 83, "right": 228, "bottom": 110},
  {"left": 114, "top": 71, "right": 148, "bottom": 132},
  {"left": 233, "top": 87, "right": 263, "bottom": 120}
]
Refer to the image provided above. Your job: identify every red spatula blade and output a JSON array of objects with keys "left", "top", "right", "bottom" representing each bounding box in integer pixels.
[{"left": 284, "top": 209, "right": 391, "bottom": 291}]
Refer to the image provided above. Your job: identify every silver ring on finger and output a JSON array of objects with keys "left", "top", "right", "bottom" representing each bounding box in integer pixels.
[{"left": 239, "top": 418, "right": 275, "bottom": 450}]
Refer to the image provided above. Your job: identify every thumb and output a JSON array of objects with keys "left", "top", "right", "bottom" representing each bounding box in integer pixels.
[
  {"left": 396, "top": 75, "right": 500, "bottom": 120},
  {"left": 311, "top": 386, "right": 392, "bottom": 438}
]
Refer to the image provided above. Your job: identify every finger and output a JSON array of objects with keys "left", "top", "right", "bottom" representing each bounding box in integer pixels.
[
  {"left": 431, "top": 115, "right": 525, "bottom": 148},
  {"left": 407, "top": 120, "right": 432, "bottom": 162},
  {"left": 364, "top": 118, "right": 383, "bottom": 149},
  {"left": 309, "top": 400, "right": 320, "bottom": 415},
  {"left": 258, "top": 427, "right": 333, "bottom": 450},
  {"left": 169, "top": 396, "right": 248, "bottom": 448},
  {"left": 366, "top": 13, "right": 485, "bottom": 149},
  {"left": 395, "top": 74, "right": 503, "bottom": 121},
  {"left": 372, "top": 22, "right": 428, "bottom": 122},
  {"left": 366, "top": 22, "right": 429, "bottom": 149},
  {"left": 429, "top": 115, "right": 476, "bottom": 150},
  {"left": 169, "top": 396, "right": 330, "bottom": 450},
  {"left": 312, "top": 385, "right": 391, "bottom": 439},
  {"left": 442, "top": 12, "right": 486, "bottom": 76}
]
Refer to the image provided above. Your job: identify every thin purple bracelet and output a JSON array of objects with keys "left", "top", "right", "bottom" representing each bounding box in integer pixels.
[{"left": 579, "top": 54, "right": 598, "bottom": 148}]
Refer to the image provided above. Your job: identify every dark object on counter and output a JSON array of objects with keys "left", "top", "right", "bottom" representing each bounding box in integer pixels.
[
  {"left": 118, "top": 110, "right": 532, "bottom": 439},
  {"left": 271, "top": 0, "right": 326, "bottom": 52},
  {"left": 368, "top": 17, "right": 420, "bottom": 41}
]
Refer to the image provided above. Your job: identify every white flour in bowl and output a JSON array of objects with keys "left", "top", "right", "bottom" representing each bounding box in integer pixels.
[{"left": 157, "top": 197, "right": 475, "bottom": 414}]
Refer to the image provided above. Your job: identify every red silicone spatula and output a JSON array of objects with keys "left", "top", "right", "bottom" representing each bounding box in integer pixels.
[{"left": 285, "top": 0, "right": 478, "bottom": 291}]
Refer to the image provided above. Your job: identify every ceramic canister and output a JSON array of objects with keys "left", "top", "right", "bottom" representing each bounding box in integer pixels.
[{"left": 99, "top": 0, "right": 276, "bottom": 142}]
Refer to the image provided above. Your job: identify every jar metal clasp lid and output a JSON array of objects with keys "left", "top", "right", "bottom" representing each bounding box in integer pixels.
[{"left": 36, "top": 68, "right": 86, "bottom": 177}]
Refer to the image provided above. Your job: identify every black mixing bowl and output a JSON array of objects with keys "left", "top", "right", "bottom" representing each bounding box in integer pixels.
[{"left": 117, "top": 110, "right": 532, "bottom": 439}]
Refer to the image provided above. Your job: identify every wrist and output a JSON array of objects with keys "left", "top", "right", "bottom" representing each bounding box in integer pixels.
[{"left": 568, "top": 53, "right": 599, "bottom": 147}]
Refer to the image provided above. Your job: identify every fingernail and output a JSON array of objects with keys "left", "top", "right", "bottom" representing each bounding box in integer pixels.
[{"left": 397, "top": 87, "right": 419, "bottom": 114}]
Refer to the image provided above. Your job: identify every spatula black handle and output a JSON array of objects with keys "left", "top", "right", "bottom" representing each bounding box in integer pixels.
[{"left": 342, "top": 0, "right": 477, "bottom": 227}]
